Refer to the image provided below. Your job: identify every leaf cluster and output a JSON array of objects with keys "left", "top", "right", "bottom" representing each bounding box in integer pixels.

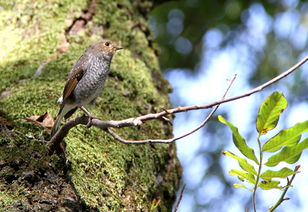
[{"left": 219, "top": 91, "right": 308, "bottom": 210}]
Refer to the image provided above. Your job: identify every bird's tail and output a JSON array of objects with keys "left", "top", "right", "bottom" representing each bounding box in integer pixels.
[{"left": 50, "top": 104, "right": 75, "bottom": 137}]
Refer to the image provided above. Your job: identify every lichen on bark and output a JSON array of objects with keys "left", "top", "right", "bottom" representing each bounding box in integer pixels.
[{"left": 0, "top": 0, "right": 181, "bottom": 211}]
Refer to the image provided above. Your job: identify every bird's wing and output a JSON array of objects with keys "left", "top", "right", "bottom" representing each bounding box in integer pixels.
[
  {"left": 62, "top": 54, "right": 89, "bottom": 101},
  {"left": 62, "top": 67, "right": 85, "bottom": 101}
]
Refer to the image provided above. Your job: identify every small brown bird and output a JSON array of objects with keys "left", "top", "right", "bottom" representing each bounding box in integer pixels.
[{"left": 51, "top": 40, "right": 123, "bottom": 136}]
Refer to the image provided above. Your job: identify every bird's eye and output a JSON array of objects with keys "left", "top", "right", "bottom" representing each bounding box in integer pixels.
[{"left": 104, "top": 42, "right": 110, "bottom": 46}]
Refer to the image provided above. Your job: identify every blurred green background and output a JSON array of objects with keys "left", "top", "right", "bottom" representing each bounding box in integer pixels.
[{"left": 150, "top": 0, "right": 308, "bottom": 211}]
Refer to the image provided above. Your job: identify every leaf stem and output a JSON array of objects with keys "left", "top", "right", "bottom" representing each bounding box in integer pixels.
[
  {"left": 252, "top": 135, "right": 263, "bottom": 212},
  {"left": 268, "top": 165, "right": 300, "bottom": 212}
]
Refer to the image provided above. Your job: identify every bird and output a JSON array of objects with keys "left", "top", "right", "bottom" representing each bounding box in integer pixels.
[{"left": 50, "top": 40, "right": 123, "bottom": 136}]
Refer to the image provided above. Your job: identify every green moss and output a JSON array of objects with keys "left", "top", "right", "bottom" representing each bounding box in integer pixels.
[
  {"left": 0, "top": 188, "right": 23, "bottom": 211},
  {"left": 0, "top": 0, "right": 88, "bottom": 91},
  {"left": 0, "top": 0, "right": 180, "bottom": 211}
]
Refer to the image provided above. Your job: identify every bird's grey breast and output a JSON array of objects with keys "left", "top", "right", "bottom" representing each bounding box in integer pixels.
[{"left": 74, "top": 56, "right": 111, "bottom": 106}]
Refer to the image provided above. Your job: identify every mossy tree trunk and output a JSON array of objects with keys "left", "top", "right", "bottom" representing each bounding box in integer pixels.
[{"left": 0, "top": 0, "right": 181, "bottom": 211}]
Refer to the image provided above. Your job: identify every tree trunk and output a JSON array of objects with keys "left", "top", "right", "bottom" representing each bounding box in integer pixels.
[{"left": 0, "top": 0, "right": 181, "bottom": 211}]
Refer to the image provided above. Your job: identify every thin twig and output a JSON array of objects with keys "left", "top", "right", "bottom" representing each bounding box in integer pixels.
[
  {"left": 105, "top": 74, "right": 236, "bottom": 144},
  {"left": 49, "top": 56, "right": 308, "bottom": 151},
  {"left": 252, "top": 135, "right": 263, "bottom": 212},
  {"left": 174, "top": 184, "right": 186, "bottom": 212},
  {"left": 268, "top": 165, "right": 300, "bottom": 212},
  {"left": 122, "top": 55, "right": 308, "bottom": 124}
]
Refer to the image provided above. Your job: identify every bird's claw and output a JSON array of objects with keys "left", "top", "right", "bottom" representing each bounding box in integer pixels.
[{"left": 86, "top": 115, "right": 98, "bottom": 128}]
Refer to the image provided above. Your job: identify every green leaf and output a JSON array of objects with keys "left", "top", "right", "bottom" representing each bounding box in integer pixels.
[
  {"left": 233, "top": 183, "right": 246, "bottom": 188},
  {"left": 233, "top": 184, "right": 252, "bottom": 191},
  {"left": 222, "top": 151, "right": 257, "bottom": 175},
  {"left": 218, "top": 115, "right": 258, "bottom": 164},
  {"left": 150, "top": 198, "right": 161, "bottom": 211},
  {"left": 262, "top": 120, "right": 308, "bottom": 152},
  {"left": 265, "top": 138, "right": 308, "bottom": 167},
  {"left": 260, "top": 168, "right": 296, "bottom": 180},
  {"left": 256, "top": 92, "right": 288, "bottom": 135},
  {"left": 258, "top": 180, "right": 283, "bottom": 190},
  {"left": 229, "top": 169, "right": 255, "bottom": 183},
  {"left": 285, "top": 153, "right": 302, "bottom": 164}
]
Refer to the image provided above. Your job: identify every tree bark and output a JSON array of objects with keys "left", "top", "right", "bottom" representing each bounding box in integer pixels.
[{"left": 0, "top": 0, "right": 181, "bottom": 211}]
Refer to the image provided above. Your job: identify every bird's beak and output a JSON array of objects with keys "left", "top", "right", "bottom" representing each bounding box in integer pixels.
[{"left": 116, "top": 46, "right": 123, "bottom": 50}]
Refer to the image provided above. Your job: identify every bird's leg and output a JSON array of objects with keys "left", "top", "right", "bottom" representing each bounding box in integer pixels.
[
  {"left": 80, "top": 106, "right": 91, "bottom": 116},
  {"left": 80, "top": 106, "right": 98, "bottom": 127}
]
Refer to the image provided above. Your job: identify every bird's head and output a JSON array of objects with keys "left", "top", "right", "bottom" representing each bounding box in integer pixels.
[{"left": 87, "top": 40, "right": 123, "bottom": 59}]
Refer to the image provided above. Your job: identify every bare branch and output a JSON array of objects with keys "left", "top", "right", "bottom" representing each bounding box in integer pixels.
[
  {"left": 174, "top": 184, "right": 186, "bottom": 212},
  {"left": 105, "top": 74, "right": 236, "bottom": 144},
  {"left": 49, "top": 56, "right": 308, "bottom": 151},
  {"left": 107, "top": 55, "right": 308, "bottom": 125},
  {"left": 269, "top": 165, "right": 301, "bottom": 212}
]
